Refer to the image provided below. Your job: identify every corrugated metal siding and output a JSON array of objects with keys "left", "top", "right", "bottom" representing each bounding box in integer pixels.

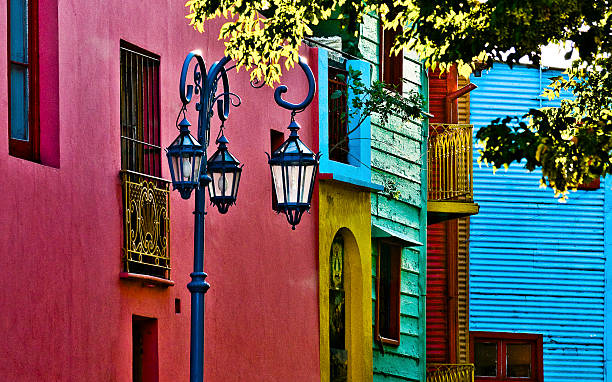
[
  {"left": 427, "top": 222, "right": 451, "bottom": 363},
  {"left": 469, "top": 63, "right": 606, "bottom": 382},
  {"left": 456, "top": 76, "right": 471, "bottom": 364}
]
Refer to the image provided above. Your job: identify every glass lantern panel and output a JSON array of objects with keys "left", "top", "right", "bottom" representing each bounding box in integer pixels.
[
  {"left": 171, "top": 156, "right": 180, "bottom": 182},
  {"left": 284, "top": 165, "right": 303, "bottom": 204},
  {"left": 181, "top": 154, "right": 193, "bottom": 182},
  {"left": 231, "top": 171, "right": 241, "bottom": 198},
  {"left": 192, "top": 155, "right": 202, "bottom": 181},
  {"left": 299, "top": 164, "right": 315, "bottom": 203},
  {"left": 212, "top": 172, "right": 235, "bottom": 197},
  {"left": 207, "top": 179, "right": 215, "bottom": 198},
  {"left": 271, "top": 164, "right": 285, "bottom": 204}
]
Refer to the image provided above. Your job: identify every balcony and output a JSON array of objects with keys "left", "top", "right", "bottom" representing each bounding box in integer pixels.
[
  {"left": 427, "top": 123, "right": 479, "bottom": 224},
  {"left": 426, "top": 363, "right": 474, "bottom": 382},
  {"left": 120, "top": 170, "right": 172, "bottom": 285}
]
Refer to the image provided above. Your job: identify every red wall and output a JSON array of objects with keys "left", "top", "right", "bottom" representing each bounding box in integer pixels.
[{"left": 0, "top": 2, "right": 320, "bottom": 380}]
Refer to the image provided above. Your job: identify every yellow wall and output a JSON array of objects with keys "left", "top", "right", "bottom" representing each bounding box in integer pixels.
[{"left": 319, "top": 180, "right": 373, "bottom": 381}]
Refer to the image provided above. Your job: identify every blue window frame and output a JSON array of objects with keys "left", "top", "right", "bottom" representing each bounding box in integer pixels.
[
  {"left": 8, "top": 0, "right": 38, "bottom": 160},
  {"left": 318, "top": 48, "right": 381, "bottom": 190}
]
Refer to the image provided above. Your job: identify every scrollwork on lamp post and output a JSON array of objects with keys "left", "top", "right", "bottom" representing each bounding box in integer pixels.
[{"left": 165, "top": 51, "right": 318, "bottom": 382}]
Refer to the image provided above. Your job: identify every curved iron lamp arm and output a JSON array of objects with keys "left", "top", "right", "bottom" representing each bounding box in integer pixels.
[
  {"left": 179, "top": 53, "right": 240, "bottom": 148},
  {"left": 273, "top": 57, "right": 316, "bottom": 113},
  {"left": 180, "top": 53, "right": 316, "bottom": 140}
]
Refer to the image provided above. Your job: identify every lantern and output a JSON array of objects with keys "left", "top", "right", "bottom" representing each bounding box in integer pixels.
[
  {"left": 166, "top": 117, "right": 204, "bottom": 199},
  {"left": 206, "top": 133, "right": 243, "bottom": 214},
  {"left": 268, "top": 120, "right": 319, "bottom": 229}
]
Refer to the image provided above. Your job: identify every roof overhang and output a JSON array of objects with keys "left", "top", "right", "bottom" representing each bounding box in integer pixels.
[{"left": 371, "top": 224, "right": 423, "bottom": 247}]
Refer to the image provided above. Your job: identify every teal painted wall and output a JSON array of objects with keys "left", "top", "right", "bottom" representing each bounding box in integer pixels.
[{"left": 359, "top": 14, "right": 428, "bottom": 382}]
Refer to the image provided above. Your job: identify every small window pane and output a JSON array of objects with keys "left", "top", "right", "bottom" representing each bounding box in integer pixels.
[
  {"left": 507, "top": 343, "right": 532, "bottom": 378},
  {"left": 378, "top": 241, "right": 401, "bottom": 341},
  {"left": 474, "top": 342, "right": 497, "bottom": 377},
  {"left": 10, "top": 64, "right": 29, "bottom": 141},
  {"left": 328, "top": 66, "right": 349, "bottom": 164},
  {"left": 9, "top": 0, "right": 28, "bottom": 63}
]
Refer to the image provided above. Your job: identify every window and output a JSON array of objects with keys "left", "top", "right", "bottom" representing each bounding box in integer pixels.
[
  {"left": 380, "top": 25, "right": 403, "bottom": 91},
  {"left": 120, "top": 42, "right": 170, "bottom": 281},
  {"left": 8, "top": 0, "right": 39, "bottom": 160},
  {"left": 375, "top": 240, "right": 401, "bottom": 345},
  {"left": 317, "top": 49, "right": 376, "bottom": 189},
  {"left": 470, "top": 332, "right": 543, "bottom": 382},
  {"left": 132, "top": 316, "right": 159, "bottom": 382},
  {"left": 120, "top": 41, "right": 161, "bottom": 177},
  {"left": 270, "top": 129, "right": 284, "bottom": 210},
  {"left": 328, "top": 66, "right": 349, "bottom": 164}
]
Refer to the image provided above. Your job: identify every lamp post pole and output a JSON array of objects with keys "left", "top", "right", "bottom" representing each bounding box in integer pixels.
[
  {"left": 168, "top": 51, "right": 318, "bottom": 382},
  {"left": 188, "top": 182, "right": 208, "bottom": 382},
  {"left": 181, "top": 54, "right": 234, "bottom": 382}
]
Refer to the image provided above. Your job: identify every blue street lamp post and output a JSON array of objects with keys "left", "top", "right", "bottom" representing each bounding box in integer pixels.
[{"left": 165, "top": 51, "right": 319, "bottom": 382}]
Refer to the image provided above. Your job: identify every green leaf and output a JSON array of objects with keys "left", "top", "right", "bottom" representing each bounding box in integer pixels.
[{"left": 330, "top": 90, "right": 343, "bottom": 100}]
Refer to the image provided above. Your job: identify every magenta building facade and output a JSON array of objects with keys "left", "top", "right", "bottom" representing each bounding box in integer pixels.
[{"left": 0, "top": 1, "right": 321, "bottom": 380}]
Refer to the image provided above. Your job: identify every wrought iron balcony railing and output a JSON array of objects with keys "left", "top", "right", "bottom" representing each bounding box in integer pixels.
[
  {"left": 121, "top": 170, "right": 170, "bottom": 280},
  {"left": 426, "top": 363, "right": 474, "bottom": 382},
  {"left": 428, "top": 123, "right": 474, "bottom": 201}
]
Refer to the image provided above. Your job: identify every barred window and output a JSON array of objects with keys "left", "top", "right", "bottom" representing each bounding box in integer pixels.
[
  {"left": 328, "top": 66, "right": 349, "bottom": 164},
  {"left": 120, "top": 41, "right": 161, "bottom": 176},
  {"left": 120, "top": 42, "right": 170, "bottom": 281}
]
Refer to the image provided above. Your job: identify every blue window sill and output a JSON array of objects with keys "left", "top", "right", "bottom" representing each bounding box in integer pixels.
[{"left": 319, "top": 172, "right": 384, "bottom": 191}]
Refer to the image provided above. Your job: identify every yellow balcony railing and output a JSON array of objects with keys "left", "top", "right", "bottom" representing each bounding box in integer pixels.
[
  {"left": 121, "top": 170, "right": 171, "bottom": 280},
  {"left": 428, "top": 123, "right": 473, "bottom": 201},
  {"left": 426, "top": 364, "right": 474, "bottom": 382}
]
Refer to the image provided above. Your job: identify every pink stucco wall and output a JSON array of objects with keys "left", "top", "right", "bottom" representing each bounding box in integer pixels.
[{"left": 0, "top": 1, "right": 320, "bottom": 380}]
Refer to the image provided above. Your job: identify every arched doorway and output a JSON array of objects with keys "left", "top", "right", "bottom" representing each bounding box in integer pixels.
[{"left": 322, "top": 228, "right": 366, "bottom": 382}]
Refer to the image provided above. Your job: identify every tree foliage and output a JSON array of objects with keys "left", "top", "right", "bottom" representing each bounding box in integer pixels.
[
  {"left": 185, "top": 0, "right": 612, "bottom": 195},
  {"left": 328, "top": 68, "right": 423, "bottom": 162}
]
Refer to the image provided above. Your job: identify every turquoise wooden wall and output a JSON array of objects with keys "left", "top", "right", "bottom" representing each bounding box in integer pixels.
[
  {"left": 469, "top": 63, "right": 610, "bottom": 382},
  {"left": 359, "top": 14, "right": 428, "bottom": 382}
]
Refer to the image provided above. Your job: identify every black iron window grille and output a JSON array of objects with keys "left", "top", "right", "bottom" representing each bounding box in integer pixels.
[{"left": 120, "top": 42, "right": 170, "bottom": 280}]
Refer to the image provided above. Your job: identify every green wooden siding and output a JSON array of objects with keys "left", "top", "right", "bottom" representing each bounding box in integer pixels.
[{"left": 361, "top": 14, "right": 428, "bottom": 382}]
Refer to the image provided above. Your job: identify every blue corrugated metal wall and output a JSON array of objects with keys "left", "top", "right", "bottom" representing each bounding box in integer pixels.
[{"left": 469, "top": 63, "right": 607, "bottom": 382}]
